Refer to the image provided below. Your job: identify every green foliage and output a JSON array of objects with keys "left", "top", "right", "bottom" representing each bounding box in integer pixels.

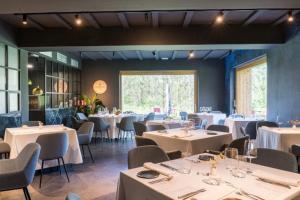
[{"left": 121, "top": 74, "right": 195, "bottom": 114}]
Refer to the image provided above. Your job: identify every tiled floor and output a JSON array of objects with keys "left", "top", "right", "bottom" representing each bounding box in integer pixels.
[{"left": 0, "top": 140, "right": 135, "bottom": 200}]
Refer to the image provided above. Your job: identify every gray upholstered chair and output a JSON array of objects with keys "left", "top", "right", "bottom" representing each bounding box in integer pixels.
[
  {"left": 256, "top": 121, "right": 279, "bottom": 131},
  {"left": 0, "top": 143, "right": 41, "bottom": 200},
  {"left": 228, "top": 136, "right": 249, "bottom": 155},
  {"left": 77, "top": 122, "right": 95, "bottom": 162},
  {"left": 117, "top": 116, "right": 136, "bottom": 140},
  {"left": 128, "top": 146, "right": 170, "bottom": 169},
  {"left": 244, "top": 121, "right": 259, "bottom": 140},
  {"left": 179, "top": 111, "right": 188, "bottom": 120},
  {"left": 72, "top": 116, "right": 85, "bottom": 130},
  {"left": 0, "top": 142, "right": 10, "bottom": 159},
  {"left": 22, "top": 121, "right": 41, "bottom": 127},
  {"left": 147, "top": 124, "right": 166, "bottom": 132},
  {"left": 143, "top": 112, "right": 155, "bottom": 122},
  {"left": 89, "top": 117, "right": 111, "bottom": 143},
  {"left": 133, "top": 122, "right": 147, "bottom": 136},
  {"left": 252, "top": 148, "right": 297, "bottom": 173},
  {"left": 65, "top": 193, "right": 81, "bottom": 200},
  {"left": 36, "top": 132, "right": 69, "bottom": 188},
  {"left": 206, "top": 125, "right": 229, "bottom": 133},
  {"left": 135, "top": 136, "right": 182, "bottom": 160}
]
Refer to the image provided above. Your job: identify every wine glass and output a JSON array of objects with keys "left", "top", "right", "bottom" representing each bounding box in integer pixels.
[
  {"left": 243, "top": 140, "right": 257, "bottom": 173},
  {"left": 224, "top": 147, "right": 238, "bottom": 170}
]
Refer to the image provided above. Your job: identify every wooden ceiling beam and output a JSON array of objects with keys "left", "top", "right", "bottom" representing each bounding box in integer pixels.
[
  {"left": 242, "top": 10, "right": 264, "bottom": 26},
  {"left": 117, "top": 13, "right": 129, "bottom": 28},
  {"left": 51, "top": 14, "right": 72, "bottom": 29},
  {"left": 82, "top": 13, "right": 101, "bottom": 29},
  {"left": 183, "top": 11, "right": 194, "bottom": 27}
]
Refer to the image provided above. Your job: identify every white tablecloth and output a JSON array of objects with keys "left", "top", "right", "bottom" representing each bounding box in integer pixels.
[
  {"left": 196, "top": 112, "right": 227, "bottom": 126},
  {"left": 256, "top": 127, "right": 300, "bottom": 152},
  {"left": 146, "top": 120, "right": 190, "bottom": 129},
  {"left": 224, "top": 118, "right": 258, "bottom": 139},
  {"left": 143, "top": 129, "right": 232, "bottom": 155},
  {"left": 117, "top": 155, "right": 300, "bottom": 200},
  {"left": 4, "top": 125, "right": 83, "bottom": 169},
  {"left": 89, "top": 114, "right": 145, "bottom": 139}
]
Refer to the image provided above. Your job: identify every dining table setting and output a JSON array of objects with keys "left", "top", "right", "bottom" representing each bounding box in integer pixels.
[
  {"left": 117, "top": 153, "right": 300, "bottom": 200},
  {"left": 143, "top": 128, "right": 232, "bottom": 156},
  {"left": 4, "top": 124, "right": 83, "bottom": 169}
]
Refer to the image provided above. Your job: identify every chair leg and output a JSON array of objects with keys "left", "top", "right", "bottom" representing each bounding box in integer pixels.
[
  {"left": 87, "top": 144, "right": 95, "bottom": 163},
  {"left": 57, "top": 158, "right": 61, "bottom": 175},
  {"left": 118, "top": 129, "right": 121, "bottom": 140},
  {"left": 23, "top": 187, "right": 31, "bottom": 200},
  {"left": 60, "top": 157, "right": 70, "bottom": 182},
  {"left": 106, "top": 130, "right": 110, "bottom": 142},
  {"left": 39, "top": 160, "right": 44, "bottom": 188},
  {"left": 100, "top": 131, "right": 103, "bottom": 142},
  {"left": 81, "top": 145, "right": 85, "bottom": 158}
]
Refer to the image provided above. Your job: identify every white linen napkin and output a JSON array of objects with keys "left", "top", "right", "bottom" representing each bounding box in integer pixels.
[
  {"left": 253, "top": 170, "right": 300, "bottom": 187},
  {"left": 143, "top": 162, "right": 173, "bottom": 179}
]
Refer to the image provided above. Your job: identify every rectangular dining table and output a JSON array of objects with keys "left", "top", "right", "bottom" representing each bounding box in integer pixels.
[
  {"left": 224, "top": 117, "right": 258, "bottom": 139},
  {"left": 256, "top": 127, "right": 300, "bottom": 152},
  {"left": 4, "top": 125, "right": 83, "bottom": 169},
  {"left": 117, "top": 155, "right": 300, "bottom": 200},
  {"left": 146, "top": 120, "right": 190, "bottom": 129},
  {"left": 143, "top": 129, "right": 232, "bottom": 155}
]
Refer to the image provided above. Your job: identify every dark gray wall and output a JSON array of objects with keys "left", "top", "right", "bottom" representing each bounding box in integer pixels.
[
  {"left": 81, "top": 59, "right": 225, "bottom": 112},
  {"left": 267, "top": 31, "right": 300, "bottom": 123}
]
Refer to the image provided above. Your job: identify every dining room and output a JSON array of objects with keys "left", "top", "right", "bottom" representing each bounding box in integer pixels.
[{"left": 1, "top": 0, "right": 300, "bottom": 200}]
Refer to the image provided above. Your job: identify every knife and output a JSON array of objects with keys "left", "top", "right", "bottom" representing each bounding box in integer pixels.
[
  {"left": 160, "top": 163, "right": 179, "bottom": 172},
  {"left": 178, "top": 188, "right": 206, "bottom": 199}
]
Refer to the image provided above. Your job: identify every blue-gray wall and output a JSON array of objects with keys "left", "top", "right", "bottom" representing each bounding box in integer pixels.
[
  {"left": 225, "top": 29, "right": 300, "bottom": 124},
  {"left": 81, "top": 59, "right": 226, "bottom": 112}
]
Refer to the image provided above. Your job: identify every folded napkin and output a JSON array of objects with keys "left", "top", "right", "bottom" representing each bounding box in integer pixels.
[
  {"left": 253, "top": 170, "right": 300, "bottom": 187},
  {"left": 143, "top": 162, "right": 173, "bottom": 179}
]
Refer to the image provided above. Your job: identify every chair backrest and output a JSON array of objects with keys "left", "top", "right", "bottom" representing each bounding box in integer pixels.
[
  {"left": 144, "top": 112, "right": 155, "bottom": 122},
  {"left": 77, "top": 122, "right": 95, "bottom": 142},
  {"left": 206, "top": 125, "right": 229, "bottom": 133},
  {"left": 135, "top": 136, "right": 158, "bottom": 146},
  {"left": 128, "top": 146, "right": 169, "bottom": 169},
  {"left": 16, "top": 143, "right": 41, "bottom": 185},
  {"left": 253, "top": 148, "right": 297, "bottom": 173},
  {"left": 76, "top": 112, "right": 88, "bottom": 121},
  {"left": 210, "top": 111, "right": 222, "bottom": 113},
  {"left": 256, "top": 121, "right": 279, "bottom": 131},
  {"left": 22, "top": 121, "right": 41, "bottom": 127},
  {"left": 179, "top": 111, "right": 188, "bottom": 120},
  {"left": 133, "top": 122, "right": 147, "bottom": 136},
  {"left": 36, "top": 133, "right": 69, "bottom": 160},
  {"left": 147, "top": 124, "right": 166, "bottom": 132},
  {"left": 119, "top": 116, "right": 136, "bottom": 131},
  {"left": 244, "top": 121, "right": 258, "bottom": 140},
  {"left": 228, "top": 136, "right": 249, "bottom": 155},
  {"left": 201, "top": 119, "right": 208, "bottom": 129},
  {"left": 88, "top": 117, "right": 108, "bottom": 131}
]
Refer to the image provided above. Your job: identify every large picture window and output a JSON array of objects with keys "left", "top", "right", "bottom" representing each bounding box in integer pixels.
[
  {"left": 0, "top": 44, "right": 20, "bottom": 114},
  {"left": 120, "top": 71, "right": 197, "bottom": 115},
  {"left": 236, "top": 57, "right": 267, "bottom": 118}
]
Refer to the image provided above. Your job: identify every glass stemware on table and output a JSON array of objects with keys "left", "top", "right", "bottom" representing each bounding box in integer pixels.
[
  {"left": 243, "top": 140, "right": 257, "bottom": 173},
  {"left": 224, "top": 147, "right": 246, "bottom": 178}
]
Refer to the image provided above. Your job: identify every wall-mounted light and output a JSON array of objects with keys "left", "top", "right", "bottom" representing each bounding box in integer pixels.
[
  {"left": 189, "top": 50, "right": 195, "bottom": 58},
  {"left": 22, "top": 14, "right": 28, "bottom": 25},
  {"left": 75, "top": 14, "right": 82, "bottom": 25},
  {"left": 287, "top": 11, "right": 295, "bottom": 23},
  {"left": 27, "top": 63, "right": 34, "bottom": 69},
  {"left": 215, "top": 11, "right": 224, "bottom": 24}
]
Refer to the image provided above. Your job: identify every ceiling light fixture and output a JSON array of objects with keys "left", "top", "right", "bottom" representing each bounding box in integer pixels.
[
  {"left": 287, "top": 11, "right": 295, "bottom": 23},
  {"left": 215, "top": 11, "right": 224, "bottom": 24},
  {"left": 22, "top": 14, "right": 28, "bottom": 25},
  {"left": 27, "top": 63, "right": 33, "bottom": 68},
  {"left": 75, "top": 14, "right": 82, "bottom": 25},
  {"left": 189, "top": 51, "right": 195, "bottom": 58}
]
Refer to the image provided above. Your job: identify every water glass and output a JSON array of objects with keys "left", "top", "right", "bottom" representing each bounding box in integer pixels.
[
  {"left": 177, "top": 160, "right": 192, "bottom": 174},
  {"left": 224, "top": 147, "right": 238, "bottom": 170}
]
